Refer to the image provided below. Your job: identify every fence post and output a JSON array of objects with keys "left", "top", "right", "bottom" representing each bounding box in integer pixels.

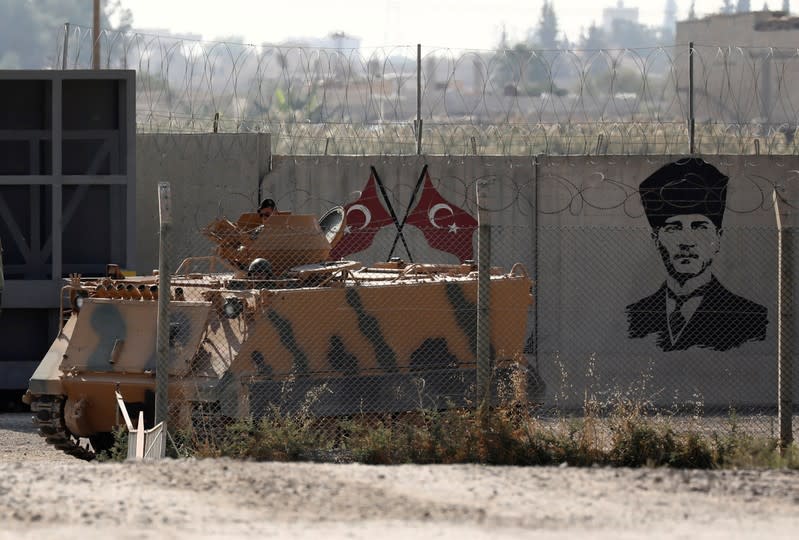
[
  {"left": 532, "top": 155, "right": 540, "bottom": 390},
  {"left": 155, "top": 182, "right": 172, "bottom": 428},
  {"left": 416, "top": 43, "right": 422, "bottom": 155},
  {"left": 92, "top": 0, "right": 101, "bottom": 70},
  {"left": 774, "top": 190, "right": 794, "bottom": 449},
  {"left": 476, "top": 179, "right": 493, "bottom": 410},
  {"left": 62, "top": 22, "right": 70, "bottom": 70},
  {"left": 689, "top": 41, "right": 695, "bottom": 154}
]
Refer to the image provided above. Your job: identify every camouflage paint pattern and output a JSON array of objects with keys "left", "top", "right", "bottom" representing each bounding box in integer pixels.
[{"left": 26, "top": 211, "right": 534, "bottom": 439}]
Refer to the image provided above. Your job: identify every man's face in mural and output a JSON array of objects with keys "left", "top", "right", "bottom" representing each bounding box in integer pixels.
[
  {"left": 654, "top": 214, "right": 722, "bottom": 281},
  {"left": 628, "top": 158, "right": 768, "bottom": 352}
]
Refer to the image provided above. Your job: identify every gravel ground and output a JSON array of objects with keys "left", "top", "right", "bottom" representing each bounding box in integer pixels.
[{"left": 1, "top": 412, "right": 798, "bottom": 539}]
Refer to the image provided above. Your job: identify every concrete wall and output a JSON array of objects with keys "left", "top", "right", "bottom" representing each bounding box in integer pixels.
[
  {"left": 261, "top": 153, "right": 798, "bottom": 410},
  {"left": 11, "top": 134, "right": 790, "bottom": 411},
  {"left": 135, "top": 133, "right": 270, "bottom": 274},
  {"left": 535, "top": 155, "right": 796, "bottom": 408}
]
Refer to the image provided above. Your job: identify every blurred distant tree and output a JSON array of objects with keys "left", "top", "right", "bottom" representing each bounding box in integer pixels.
[
  {"left": 597, "top": 65, "right": 645, "bottom": 95},
  {"left": 267, "top": 48, "right": 323, "bottom": 122},
  {"left": 578, "top": 19, "right": 663, "bottom": 50},
  {"left": 579, "top": 23, "right": 606, "bottom": 50},
  {"left": 0, "top": 0, "right": 130, "bottom": 68},
  {"left": 490, "top": 43, "right": 557, "bottom": 97},
  {"left": 721, "top": 0, "right": 735, "bottom": 13},
  {"left": 498, "top": 24, "right": 509, "bottom": 49},
  {"left": 662, "top": 0, "right": 678, "bottom": 42},
  {"left": 608, "top": 19, "right": 661, "bottom": 48},
  {"left": 577, "top": 18, "right": 672, "bottom": 99},
  {"left": 737, "top": 0, "right": 751, "bottom": 11},
  {"left": 536, "top": 1, "right": 560, "bottom": 49},
  {"left": 108, "top": 0, "right": 133, "bottom": 32}
]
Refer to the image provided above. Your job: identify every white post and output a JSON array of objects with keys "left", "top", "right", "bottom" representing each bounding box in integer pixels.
[{"left": 155, "top": 183, "right": 172, "bottom": 429}]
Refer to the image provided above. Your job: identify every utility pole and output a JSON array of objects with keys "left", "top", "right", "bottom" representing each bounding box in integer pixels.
[{"left": 92, "top": 0, "right": 101, "bottom": 69}]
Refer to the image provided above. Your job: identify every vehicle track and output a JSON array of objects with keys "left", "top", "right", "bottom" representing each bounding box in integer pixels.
[{"left": 29, "top": 395, "right": 95, "bottom": 460}]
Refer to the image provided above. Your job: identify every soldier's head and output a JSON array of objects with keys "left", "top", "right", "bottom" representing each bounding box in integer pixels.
[
  {"left": 639, "top": 158, "right": 728, "bottom": 283},
  {"left": 258, "top": 198, "right": 276, "bottom": 221}
]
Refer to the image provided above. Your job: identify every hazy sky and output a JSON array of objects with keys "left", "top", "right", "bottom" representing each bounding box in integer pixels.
[{"left": 119, "top": 0, "right": 742, "bottom": 50}]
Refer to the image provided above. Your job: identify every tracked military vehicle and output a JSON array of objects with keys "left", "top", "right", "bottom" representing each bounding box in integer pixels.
[{"left": 23, "top": 208, "right": 536, "bottom": 459}]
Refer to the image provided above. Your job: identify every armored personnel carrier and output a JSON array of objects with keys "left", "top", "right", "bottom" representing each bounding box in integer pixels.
[{"left": 23, "top": 208, "right": 536, "bottom": 459}]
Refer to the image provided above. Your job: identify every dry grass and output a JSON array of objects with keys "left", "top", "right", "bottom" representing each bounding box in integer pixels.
[
  {"left": 99, "top": 365, "right": 798, "bottom": 468},
  {"left": 162, "top": 395, "right": 799, "bottom": 469}
]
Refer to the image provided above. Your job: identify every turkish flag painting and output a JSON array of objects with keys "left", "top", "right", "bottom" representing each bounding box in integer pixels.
[
  {"left": 330, "top": 172, "right": 394, "bottom": 259},
  {"left": 405, "top": 170, "right": 477, "bottom": 262}
]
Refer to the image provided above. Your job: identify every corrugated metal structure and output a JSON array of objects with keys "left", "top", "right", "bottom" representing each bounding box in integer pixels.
[{"left": 0, "top": 70, "right": 136, "bottom": 390}]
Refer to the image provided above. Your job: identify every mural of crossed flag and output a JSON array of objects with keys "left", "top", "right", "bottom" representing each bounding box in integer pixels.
[{"left": 330, "top": 165, "right": 477, "bottom": 262}]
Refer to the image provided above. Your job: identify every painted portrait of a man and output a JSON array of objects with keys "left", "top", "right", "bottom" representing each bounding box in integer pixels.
[{"left": 625, "top": 158, "right": 767, "bottom": 352}]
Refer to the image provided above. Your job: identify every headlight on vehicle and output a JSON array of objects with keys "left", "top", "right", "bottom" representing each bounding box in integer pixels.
[
  {"left": 222, "top": 297, "right": 244, "bottom": 319},
  {"left": 71, "top": 289, "right": 89, "bottom": 312}
]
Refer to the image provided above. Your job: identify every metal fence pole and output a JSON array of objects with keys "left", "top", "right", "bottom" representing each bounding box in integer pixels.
[
  {"left": 61, "top": 22, "right": 70, "bottom": 70},
  {"left": 774, "top": 191, "right": 794, "bottom": 448},
  {"left": 416, "top": 43, "right": 422, "bottom": 155},
  {"left": 689, "top": 41, "right": 695, "bottom": 154},
  {"left": 92, "top": 0, "right": 101, "bottom": 70},
  {"left": 155, "top": 182, "right": 172, "bottom": 427},
  {"left": 476, "top": 179, "right": 493, "bottom": 409},
  {"left": 532, "top": 155, "right": 540, "bottom": 383}
]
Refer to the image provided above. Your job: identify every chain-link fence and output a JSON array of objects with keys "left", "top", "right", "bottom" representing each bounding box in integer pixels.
[
  {"left": 141, "top": 202, "right": 535, "bottom": 442},
  {"left": 47, "top": 155, "right": 799, "bottom": 460},
  {"left": 65, "top": 156, "right": 788, "bottom": 447},
  {"left": 35, "top": 24, "right": 799, "bottom": 455},
  {"left": 54, "top": 24, "right": 799, "bottom": 157}
]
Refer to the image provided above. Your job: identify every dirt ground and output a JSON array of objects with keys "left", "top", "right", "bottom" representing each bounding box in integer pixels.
[{"left": 1, "top": 413, "right": 798, "bottom": 539}]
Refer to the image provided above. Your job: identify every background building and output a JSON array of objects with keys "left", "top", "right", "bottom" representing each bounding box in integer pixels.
[
  {"left": 676, "top": 10, "right": 799, "bottom": 127},
  {"left": 602, "top": 1, "right": 639, "bottom": 33}
]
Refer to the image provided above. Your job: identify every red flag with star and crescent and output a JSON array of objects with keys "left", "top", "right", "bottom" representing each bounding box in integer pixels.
[
  {"left": 330, "top": 172, "right": 394, "bottom": 259},
  {"left": 404, "top": 170, "right": 477, "bottom": 262}
]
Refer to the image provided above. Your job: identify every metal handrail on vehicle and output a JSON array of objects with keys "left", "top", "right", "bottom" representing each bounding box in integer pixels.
[
  {"left": 57, "top": 284, "right": 72, "bottom": 336},
  {"left": 391, "top": 263, "right": 448, "bottom": 282},
  {"left": 508, "top": 263, "right": 530, "bottom": 278},
  {"left": 174, "top": 255, "right": 238, "bottom": 276}
]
